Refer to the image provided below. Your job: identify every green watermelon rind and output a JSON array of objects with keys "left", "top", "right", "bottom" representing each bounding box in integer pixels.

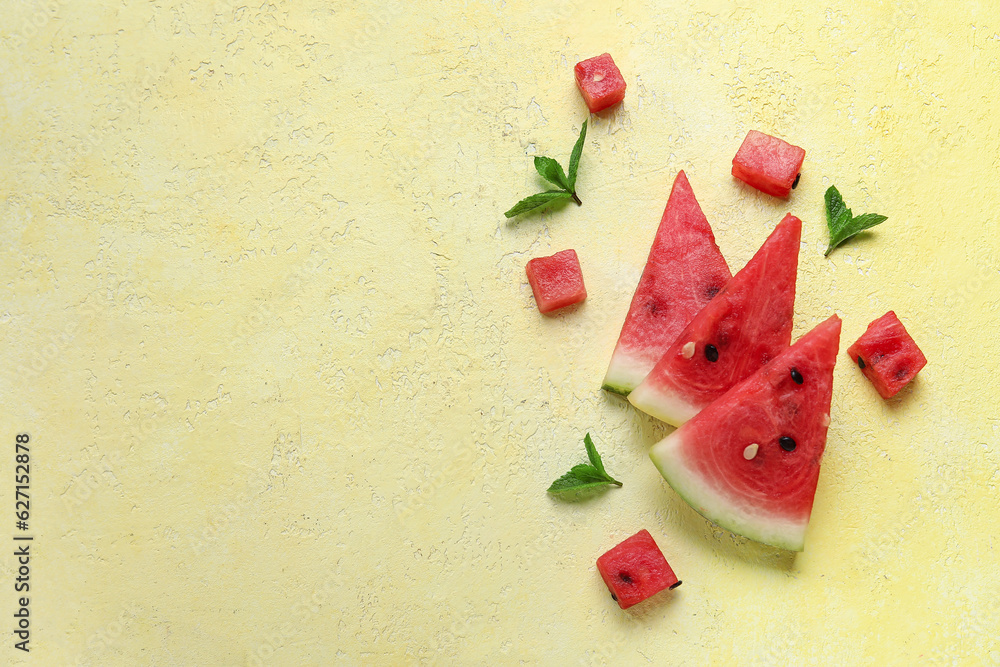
[
  {"left": 601, "top": 380, "right": 632, "bottom": 396},
  {"left": 649, "top": 432, "right": 809, "bottom": 552}
]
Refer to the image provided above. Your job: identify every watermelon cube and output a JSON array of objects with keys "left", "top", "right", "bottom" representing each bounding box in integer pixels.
[
  {"left": 847, "top": 311, "right": 927, "bottom": 399},
  {"left": 596, "top": 529, "right": 680, "bottom": 609},
  {"left": 525, "top": 249, "right": 587, "bottom": 314},
  {"left": 574, "top": 53, "right": 626, "bottom": 113},
  {"left": 732, "top": 130, "right": 805, "bottom": 198}
]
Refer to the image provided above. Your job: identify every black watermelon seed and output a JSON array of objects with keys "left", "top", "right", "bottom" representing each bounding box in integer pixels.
[
  {"left": 704, "top": 344, "right": 719, "bottom": 362},
  {"left": 895, "top": 367, "right": 909, "bottom": 380},
  {"left": 611, "top": 593, "right": 618, "bottom": 601},
  {"left": 619, "top": 572, "right": 633, "bottom": 584},
  {"left": 792, "top": 173, "right": 801, "bottom": 189},
  {"left": 669, "top": 580, "right": 683, "bottom": 590},
  {"left": 704, "top": 284, "right": 721, "bottom": 299},
  {"left": 790, "top": 368, "right": 803, "bottom": 384},
  {"left": 779, "top": 436, "right": 796, "bottom": 452},
  {"left": 858, "top": 357, "right": 866, "bottom": 369}
]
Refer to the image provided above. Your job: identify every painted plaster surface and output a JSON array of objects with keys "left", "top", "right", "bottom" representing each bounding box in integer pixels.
[{"left": 2, "top": 1, "right": 999, "bottom": 664}]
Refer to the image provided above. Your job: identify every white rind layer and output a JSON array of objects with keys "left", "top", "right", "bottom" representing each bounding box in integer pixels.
[
  {"left": 602, "top": 350, "right": 654, "bottom": 395},
  {"left": 649, "top": 430, "right": 809, "bottom": 551},
  {"left": 626, "top": 382, "right": 700, "bottom": 427}
]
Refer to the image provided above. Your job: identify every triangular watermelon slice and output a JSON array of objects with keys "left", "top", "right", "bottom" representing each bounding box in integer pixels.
[
  {"left": 602, "top": 171, "right": 732, "bottom": 395},
  {"left": 649, "top": 315, "right": 842, "bottom": 551},
  {"left": 628, "top": 213, "right": 801, "bottom": 425}
]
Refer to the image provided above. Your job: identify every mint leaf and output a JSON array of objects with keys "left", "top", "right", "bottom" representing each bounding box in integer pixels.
[
  {"left": 548, "top": 470, "right": 616, "bottom": 494},
  {"left": 534, "top": 156, "right": 570, "bottom": 191},
  {"left": 584, "top": 432, "right": 609, "bottom": 476},
  {"left": 504, "top": 191, "right": 573, "bottom": 218},
  {"left": 825, "top": 186, "right": 851, "bottom": 229},
  {"left": 547, "top": 433, "right": 622, "bottom": 496},
  {"left": 850, "top": 212, "right": 890, "bottom": 229},
  {"left": 824, "top": 186, "right": 888, "bottom": 256},
  {"left": 504, "top": 121, "right": 586, "bottom": 218},
  {"left": 567, "top": 120, "right": 587, "bottom": 190}
]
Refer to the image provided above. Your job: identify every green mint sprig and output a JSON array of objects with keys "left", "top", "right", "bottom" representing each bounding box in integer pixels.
[
  {"left": 505, "top": 120, "right": 587, "bottom": 218},
  {"left": 547, "top": 432, "right": 622, "bottom": 495},
  {"left": 824, "top": 185, "right": 888, "bottom": 256}
]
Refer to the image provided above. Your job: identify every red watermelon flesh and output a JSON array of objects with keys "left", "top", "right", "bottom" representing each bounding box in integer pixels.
[
  {"left": 628, "top": 214, "right": 801, "bottom": 426},
  {"left": 732, "top": 130, "right": 805, "bottom": 199},
  {"left": 596, "top": 529, "right": 680, "bottom": 609},
  {"left": 649, "top": 315, "right": 842, "bottom": 552},
  {"left": 525, "top": 249, "right": 587, "bottom": 314},
  {"left": 574, "top": 53, "right": 626, "bottom": 113},
  {"left": 847, "top": 310, "right": 927, "bottom": 399},
  {"left": 602, "top": 171, "right": 732, "bottom": 395}
]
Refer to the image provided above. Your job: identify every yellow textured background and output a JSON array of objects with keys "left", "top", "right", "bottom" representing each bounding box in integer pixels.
[{"left": 2, "top": 0, "right": 999, "bottom": 664}]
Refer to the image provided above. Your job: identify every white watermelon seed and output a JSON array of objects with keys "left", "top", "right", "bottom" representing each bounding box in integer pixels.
[
  {"left": 681, "top": 342, "right": 696, "bottom": 359},
  {"left": 822, "top": 414, "right": 831, "bottom": 427},
  {"left": 743, "top": 443, "right": 759, "bottom": 460},
  {"left": 593, "top": 72, "right": 605, "bottom": 82}
]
